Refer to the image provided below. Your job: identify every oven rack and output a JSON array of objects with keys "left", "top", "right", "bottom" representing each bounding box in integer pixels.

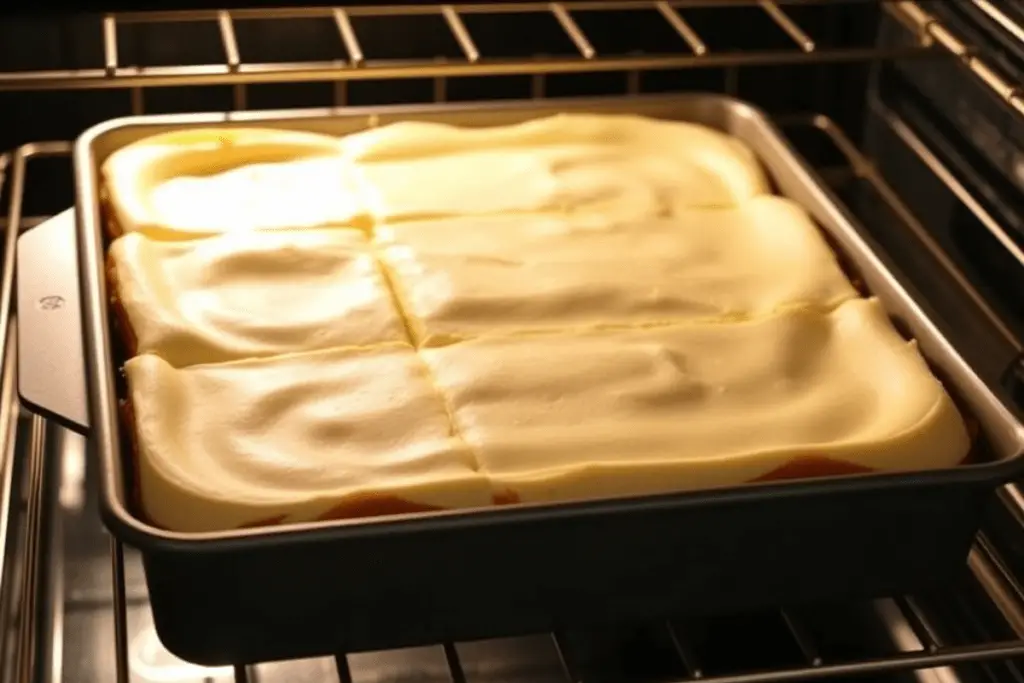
[
  {"left": 0, "top": 0, "right": 915, "bottom": 94},
  {"left": 4, "top": 104, "right": 1024, "bottom": 682},
  {"left": 0, "top": 0, "right": 1016, "bottom": 121},
  {"left": 0, "top": 1, "right": 1023, "bottom": 681}
]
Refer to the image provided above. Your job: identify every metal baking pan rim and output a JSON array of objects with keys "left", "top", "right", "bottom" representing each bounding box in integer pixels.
[
  {"left": 72, "top": 93, "right": 1024, "bottom": 550},
  {"left": 98, "top": 464, "right": 1024, "bottom": 551},
  {"left": 74, "top": 93, "right": 772, "bottom": 145}
]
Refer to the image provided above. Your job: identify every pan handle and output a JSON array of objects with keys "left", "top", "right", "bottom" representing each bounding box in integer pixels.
[{"left": 17, "top": 209, "right": 90, "bottom": 434}]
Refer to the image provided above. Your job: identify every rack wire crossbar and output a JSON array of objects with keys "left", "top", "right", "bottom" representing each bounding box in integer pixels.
[
  {"left": 0, "top": 1, "right": 1018, "bottom": 124},
  {"left": 0, "top": 0, "right": 945, "bottom": 94}
]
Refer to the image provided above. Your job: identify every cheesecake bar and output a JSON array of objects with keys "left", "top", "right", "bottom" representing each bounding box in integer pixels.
[
  {"left": 343, "top": 113, "right": 771, "bottom": 222},
  {"left": 124, "top": 345, "right": 492, "bottom": 533},
  {"left": 378, "top": 196, "right": 859, "bottom": 346},
  {"left": 108, "top": 229, "right": 408, "bottom": 366},
  {"left": 102, "top": 127, "right": 369, "bottom": 240},
  {"left": 422, "top": 298, "right": 971, "bottom": 505}
]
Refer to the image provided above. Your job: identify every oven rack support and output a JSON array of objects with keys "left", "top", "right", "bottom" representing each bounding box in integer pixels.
[{"left": 5, "top": 109, "right": 1024, "bottom": 682}]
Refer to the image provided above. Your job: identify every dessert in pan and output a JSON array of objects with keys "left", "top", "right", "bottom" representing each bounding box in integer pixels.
[
  {"left": 102, "top": 115, "right": 972, "bottom": 534},
  {"left": 422, "top": 299, "right": 967, "bottom": 506},
  {"left": 376, "top": 198, "right": 859, "bottom": 346},
  {"left": 124, "top": 345, "right": 490, "bottom": 533},
  {"left": 107, "top": 230, "right": 407, "bottom": 365},
  {"left": 101, "top": 128, "right": 370, "bottom": 239}
]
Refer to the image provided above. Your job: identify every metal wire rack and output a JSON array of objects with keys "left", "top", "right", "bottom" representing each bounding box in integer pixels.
[
  {"left": 0, "top": 0, "right": 930, "bottom": 95},
  {"left": 1, "top": 1, "right": 1024, "bottom": 682},
  {"left": 0, "top": 0, "right": 1015, "bottom": 118}
]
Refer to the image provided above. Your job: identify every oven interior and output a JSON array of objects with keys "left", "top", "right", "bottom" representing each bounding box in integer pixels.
[{"left": 2, "top": 1, "right": 1024, "bottom": 681}]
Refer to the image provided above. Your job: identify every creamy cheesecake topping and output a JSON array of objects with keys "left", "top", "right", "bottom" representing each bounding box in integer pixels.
[
  {"left": 102, "top": 116, "right": 971, "bottom": 532},
  {"left": 423, "top": 298, "right": 969, "bottom": 503},
  {"left": 125, "top": 346, "right": 490, "bottom": 533},
  {"left": 377, "top": 196, "right": 858, "bottom": 345},
  {"left": 110, "top": 229, "right": 408, "bottom": 366}
]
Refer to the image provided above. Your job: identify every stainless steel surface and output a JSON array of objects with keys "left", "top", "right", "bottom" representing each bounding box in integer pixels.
[
  {"left": 17, "top": 209, "right": 87, "bottom": 432},
  {"left": 2, "top": 0, "right": 1024, "bottom": 681}
]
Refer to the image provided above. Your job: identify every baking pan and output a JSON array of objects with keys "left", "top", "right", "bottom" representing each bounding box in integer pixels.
[{"left": 16, "top": 94, "right": 1024, "bottom": 666}]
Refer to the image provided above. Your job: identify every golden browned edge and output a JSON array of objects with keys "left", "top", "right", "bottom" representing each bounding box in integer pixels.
[
  {"left": 105, "top": 253, "right": 139, "bottom": 359},
  {"left": 99, "top": 180, "right": 124, "bottom": 242}
]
